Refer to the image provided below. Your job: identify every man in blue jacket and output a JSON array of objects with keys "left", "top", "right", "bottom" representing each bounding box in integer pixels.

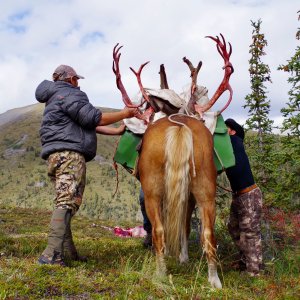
[
  {"left": 225, "top": 118, "right": 263, "bottom": 277},
  {"left": 36, "top": 64, "right": 138, "bottom": 266}
]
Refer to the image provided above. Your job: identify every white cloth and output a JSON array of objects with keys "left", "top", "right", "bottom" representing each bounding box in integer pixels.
[{"left": 123, "top": 84, "right": 217, "bottom": 134}]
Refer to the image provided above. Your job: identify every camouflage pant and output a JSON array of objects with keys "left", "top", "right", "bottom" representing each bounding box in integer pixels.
[
  {"left": 47, "top": 150, "right": 86, "bottom": 215},
  {"left": 228, "top": 187, "right": 263, "bottom": 273}
]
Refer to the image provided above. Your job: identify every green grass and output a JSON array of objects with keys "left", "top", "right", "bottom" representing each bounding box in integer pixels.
[{"left": 0, "top": 206, "right": 299, "bottom": 299}]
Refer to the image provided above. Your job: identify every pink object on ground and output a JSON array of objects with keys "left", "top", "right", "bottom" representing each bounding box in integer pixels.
[{"left": 113, "top": 226, "right": 147, "bottom": 238}]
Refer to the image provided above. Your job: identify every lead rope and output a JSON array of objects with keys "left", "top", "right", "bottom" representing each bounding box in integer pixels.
[
  {"left": 168, "top": 113, "right": 198, "bottom": 177},
  {"left": 112, "top": 137, "right": 120, "bottom": 197}
]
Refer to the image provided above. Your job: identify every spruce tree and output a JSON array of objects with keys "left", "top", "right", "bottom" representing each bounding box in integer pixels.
[
  {"left": 277, "top": 11, "right": 300, "bottom": 209},
  {"left": 244, "top": 19, "right": 274, "bottom": 196},
  {"left": 243, "top": 19, "right": 276, "bottom": 204},
  {"left": 244, "top": 19, "right": 273, "bottom": 139}
]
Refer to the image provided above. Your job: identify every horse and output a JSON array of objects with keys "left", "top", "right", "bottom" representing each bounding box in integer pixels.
[
  {"left": 112, "top": 34, "right": 233, "bottom": 289},
  {"left": 138, "top": 115, "right": 222, "bottom": 288}
]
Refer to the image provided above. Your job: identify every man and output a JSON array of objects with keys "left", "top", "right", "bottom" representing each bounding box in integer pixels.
[
  {"left": 225, "top": 118, "right": 263, "bottom": 277},
  {"left": 36, "top": 64, "right": 138, "bottom": 266}
]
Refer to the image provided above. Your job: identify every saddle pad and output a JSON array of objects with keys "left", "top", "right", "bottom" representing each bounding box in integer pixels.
[{"left": 114, "top": 115, "right": 235, "bottom": 174}]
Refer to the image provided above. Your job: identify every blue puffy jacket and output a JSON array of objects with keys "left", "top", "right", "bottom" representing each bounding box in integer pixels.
[{"left": 35, "top": 80, "right": 102, "bottom": 162}]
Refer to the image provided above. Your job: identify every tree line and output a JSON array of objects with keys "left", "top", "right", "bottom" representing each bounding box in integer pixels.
[{"left": 243, "top": 12, "right": 300, "bottom": 210}]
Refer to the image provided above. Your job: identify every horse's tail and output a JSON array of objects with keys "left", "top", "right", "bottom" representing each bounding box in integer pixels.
[{"left": 163, "top": 124, "right": 193, "bottom": 257}]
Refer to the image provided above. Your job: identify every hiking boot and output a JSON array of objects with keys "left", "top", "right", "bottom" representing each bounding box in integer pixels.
[
  {"left": 38, "top": 252, "right": 66, "bottom": 267},
  {"left": 143, "top": 233, "right": 152, "bottom": 248},
  {"left": 66, "top": 252, "right": 88, "bottom": 262},
  {"left": 40, "top": 208, "right": 69, "bottom": 264},
  {"left": 63, "top": 211, "right": 87, "bottom": 262},
  {"left": 246, "top": 271, "right": 260, "bottom": 277}
]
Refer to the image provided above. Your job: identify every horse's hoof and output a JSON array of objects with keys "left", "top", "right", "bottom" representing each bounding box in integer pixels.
[{"left": 209, "top": 276, "right": 222, "bottom": 289}]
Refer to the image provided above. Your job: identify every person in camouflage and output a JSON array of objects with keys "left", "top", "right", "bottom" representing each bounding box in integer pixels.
[
  {"left": 35, "top": 64, "right": 137, "bottom": 266},
  {"left": 225, "top": 118, "right": 263, "bottom": 277}
]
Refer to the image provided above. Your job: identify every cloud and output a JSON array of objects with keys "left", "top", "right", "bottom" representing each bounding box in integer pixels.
[{"left": 0, "top": 0, "right": 298, "bottom": 129}]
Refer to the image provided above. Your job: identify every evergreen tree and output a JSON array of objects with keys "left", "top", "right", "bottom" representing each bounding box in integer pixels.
[
  {"left": 244, "top": 19, "right": 273, "bottom": 139},
  {"left": 278, "top": 12, "right": 300, "bottom": 137},
  {"left": 244, "top": 19, "right": 275, "bottom": 194},
  {"left": 276, "top": 11, "right": 300, "bottom": 209}
]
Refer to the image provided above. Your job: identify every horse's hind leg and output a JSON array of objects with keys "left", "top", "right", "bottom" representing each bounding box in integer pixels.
[
  {"left": 179, "top": 196, "right": 195, "bottom": 264},
  {"left": 201, "top": 200, "right": 222, "bottom": 288},
  {"left": 143, "top": 187, "right": 167, "bottom": 277},
  {"left": 193, "top": 189, "right": 222, "bottom": 289}
]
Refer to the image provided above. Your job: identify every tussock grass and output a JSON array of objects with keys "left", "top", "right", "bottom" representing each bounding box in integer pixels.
[{"left": 0, "top": 205, "right": 299, "bottom": 299}]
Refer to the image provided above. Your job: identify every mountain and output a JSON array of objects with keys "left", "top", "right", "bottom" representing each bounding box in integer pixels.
[{"left": 0, "top": 104, "right": 141, "bottom": 222}]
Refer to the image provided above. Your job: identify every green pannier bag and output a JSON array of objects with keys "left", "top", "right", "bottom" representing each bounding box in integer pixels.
[
  {"left": 114, "top": 115, "right": 235, "bottom": 174},
  {"left": 113, "top": 130, "right": 142, "bottom": 174},
  {"left": 213, "top": 115, "right": 235, "bottom": 172}
]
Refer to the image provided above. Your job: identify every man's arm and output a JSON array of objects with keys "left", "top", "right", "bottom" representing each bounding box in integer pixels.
[
  {"left": 98, "top": 107, "right": 138, "bottom": 126},
  {"left": 96, "top": 124, "right": 126, "bottom": 135}
]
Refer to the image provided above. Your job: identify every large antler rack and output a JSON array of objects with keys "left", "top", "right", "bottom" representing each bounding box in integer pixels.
[
  {"left": 184, "top": 34, "right": 234, "bottom": 117},
  {"left": 112, "top": 43, "right": 154, "bottom": 123},
  {"left": 198, "top": 34, "right": 234, "bottom": 115}
]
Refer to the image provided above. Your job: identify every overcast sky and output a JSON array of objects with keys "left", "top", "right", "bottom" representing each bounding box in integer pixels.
[{"left": 0, "top": 0, "right": 299, "bottom": 127}]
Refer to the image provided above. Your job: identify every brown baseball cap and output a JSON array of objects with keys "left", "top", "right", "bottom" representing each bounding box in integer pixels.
[{"left": 52, "top": 64, "right": 84, "bottom": 81}]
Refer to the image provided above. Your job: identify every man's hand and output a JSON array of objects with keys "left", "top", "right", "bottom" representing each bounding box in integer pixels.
[{"left": 123, "top": 107, "right": 140, "bottom": 118}]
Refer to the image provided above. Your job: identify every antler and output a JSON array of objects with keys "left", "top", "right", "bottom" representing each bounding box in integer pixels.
[
  {"left": 112, "top": 43, "right": 154, "bottom": 123},
  {"left": 194, "top": 34, "right": 234, "bottom": 115},
  {"left": 183, "top": 57, "right": 202, "bottom": 95},
  {"left": 159, "top": 64, "right": 169, "bottom": 89},
  {"left": 183, "top": 57, "right": 202, "bottom": 113}
]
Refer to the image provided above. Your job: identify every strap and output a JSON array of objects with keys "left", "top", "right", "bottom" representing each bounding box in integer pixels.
[{"left": 214, "top": 147, "right": 225, "bottom": 172}]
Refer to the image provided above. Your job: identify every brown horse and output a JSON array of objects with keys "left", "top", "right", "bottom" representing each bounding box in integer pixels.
[
  {"left": 138, "top": 115, "right": 222, "bottom": 288},
  {"left": 112, "top": 34, "right": 233, "bottom": 289}
]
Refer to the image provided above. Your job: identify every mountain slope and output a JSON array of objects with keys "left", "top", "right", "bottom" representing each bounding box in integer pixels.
[{"left": 0, "top": 103, "right": 141, "bottom": 222}]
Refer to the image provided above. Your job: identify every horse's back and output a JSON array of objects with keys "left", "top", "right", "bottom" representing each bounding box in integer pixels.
[{"left": 140, "top": 115, "right": 213, "bottom": 161}]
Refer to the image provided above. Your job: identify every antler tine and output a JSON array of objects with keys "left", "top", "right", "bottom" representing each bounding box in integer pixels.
[
  {"left": 194, "top": 34, "right": 234, "bottom": 115},
  {"left": 183, "top": 57, "right": 202, "bottom": 95},
  {"left": 130, "top": 61, "right": 151, "bottom": 105},
  {"left": 112, "top": 43, "right": 123, "bottom": 75},
  {"left": 112, "top": 43, "right": 145, "bottom": 109}
]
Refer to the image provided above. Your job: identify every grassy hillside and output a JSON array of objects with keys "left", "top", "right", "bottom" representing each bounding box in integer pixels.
[
  {"left": 0, "top": 104, "right": 141, "bottom": 222},
  {"left": 0, "top": 206, "right": 299, "bottom": 299}
]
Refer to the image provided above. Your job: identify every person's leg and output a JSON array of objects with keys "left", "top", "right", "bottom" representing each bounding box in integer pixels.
[
  {"left": 38, "top": 208, "right": 69, "bottom": 265},
  {"left": 139, "top": 188, "right": 152, "bottom": 247},
  {"left": 238, "top": 188, "right": 263, "bottom": 276},
  {"left": 38, "top": 151, "right": 86, "bottom": 265},
  {"left": 63, "top": 211, "right": 87, "bottom": 262},
  {"left": 227, "top": 195, "right": 246, "bottom": 269}
]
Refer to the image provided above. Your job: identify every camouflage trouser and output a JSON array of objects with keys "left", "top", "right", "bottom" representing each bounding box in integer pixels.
[
  {"left": 47, "top": 150, "right": 86, "bottom": 215},
  {"left": 228, "top": 187, "right": 263, "bottom": 273}
]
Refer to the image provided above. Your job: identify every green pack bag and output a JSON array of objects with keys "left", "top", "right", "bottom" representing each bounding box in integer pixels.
[
  {"left": 213, "top": 115, "right": 235, "bottom": 172},
  {"left": 114, "top": 115, "right": 235, "bottom": 174},
  {"left": 113, "top": 130, "right": 142, "bottom": 174}
]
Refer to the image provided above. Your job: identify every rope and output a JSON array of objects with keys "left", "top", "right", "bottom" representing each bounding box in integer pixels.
[
  {"left": 112, "top": 137, "right": 121, "bottom": 197},
  {"left": 217, "top": 183, "right": 232, "bottom": 193}
]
